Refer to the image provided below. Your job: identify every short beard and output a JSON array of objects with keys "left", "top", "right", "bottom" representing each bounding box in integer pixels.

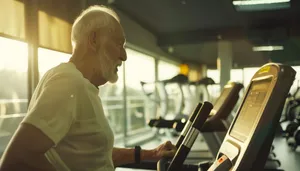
[{"left": 99, "top": 50, "right": 118, "bottom": 83}]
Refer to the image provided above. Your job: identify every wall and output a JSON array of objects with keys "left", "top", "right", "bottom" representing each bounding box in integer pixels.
[{"left": 113, "top": 8, "right": 181, "bottom": 63}]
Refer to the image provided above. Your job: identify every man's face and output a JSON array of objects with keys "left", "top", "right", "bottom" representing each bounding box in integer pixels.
[{"left": 97, "top": 24, "right": 127, "bottom": 83}]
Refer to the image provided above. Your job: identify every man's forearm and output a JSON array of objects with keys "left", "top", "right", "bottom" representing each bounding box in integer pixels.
[{"left": 112, "top": 147, "right": 156, "bottom": 167}]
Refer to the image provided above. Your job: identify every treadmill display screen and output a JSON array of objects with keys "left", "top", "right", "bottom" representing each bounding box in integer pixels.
[{"left": 230, "top": 79, "right": 271, "bottom": 142}]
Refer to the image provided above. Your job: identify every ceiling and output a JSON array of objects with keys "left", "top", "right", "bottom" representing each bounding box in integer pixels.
[
  {"left": 108, "top": 0, "right": 300, "bottom": 68},
  {"left": 35, "top": 0, "right": 300, "bottom": 68}
]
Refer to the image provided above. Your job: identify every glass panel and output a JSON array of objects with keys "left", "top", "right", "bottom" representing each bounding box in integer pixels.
[
  {"left": 99, "top": 65, "right": 125, "bottom": 139},
  {"left": 125, "top": 48, "right": 155, "bottom": 135},
  {"left": 207, "top": 69, "right": 221, "bottom": 102},
  {"left": 0, "top": 37, "right": 28, "bottom": 155},
  {"left": 207, "top": 69, "right": 220, "bottom": 84},
  {"left": 38, "top": 48, "right": 71, "bottom": 79},
  {"left": 157, "top": 60, "right": 181, "bottom": 118},
  {"left": 243, "top": 67, "right": 260, "bottom": 87},
  {"left": 158, "top": 60, "right": 180, "bottom": 81},
  {"left": 231, "top": 69, "right": 243, "bottom": 83}
]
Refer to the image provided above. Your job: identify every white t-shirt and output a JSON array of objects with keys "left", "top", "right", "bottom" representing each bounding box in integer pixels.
[{"left": 22, "top": 62, "right": 115, "bottom": 171}]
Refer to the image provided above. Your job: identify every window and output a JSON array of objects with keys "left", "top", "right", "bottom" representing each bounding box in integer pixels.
[
  {"left": 38, "top": 48, "right": 71, "bottom": 79},
  {"left": 157, "top": 60, "right": 182, "bottom": 118},
  {"left": 243, "top": 67, "right": 260, "bottom": 87},
  {"left": 207, "top": 69, "right": 220, "bottom": 84},
  {"left": 206, "top": 69, "right": 221, "bottom": 102},
  {"left": 0, "top": 37, "right": 28, "bottom": 154},
  {"left": 99, "top": 65, "right": 125, "bottom": 139},
  {"left": 231, "top": 69, "right": 243, "bottom": 84},
  {"left": 125, "top": 48, "right": 156, "bottom": 135},
  {"left": 158, "top": 60, "right": 179, "bottom": 81},
  {"left": 208, "top": 69, "right": 244, "bottom": 84}
]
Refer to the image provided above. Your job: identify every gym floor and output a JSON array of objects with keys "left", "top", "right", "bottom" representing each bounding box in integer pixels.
[
  {"left": 116, "top": 134, "right": 300, "bottom": 171},
  {"left": 273, "top": 136, "right": 300, "bottom": 171}
]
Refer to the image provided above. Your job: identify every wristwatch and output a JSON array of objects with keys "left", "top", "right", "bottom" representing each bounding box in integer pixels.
[{"left": 134, "top": 146, "right": 141, "bottom": 164}]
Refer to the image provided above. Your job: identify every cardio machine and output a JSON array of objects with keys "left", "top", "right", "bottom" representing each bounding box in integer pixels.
[
  {"left": 280, "top": 80, "right": 300, "bottom": 149},
  {"left": 149, "top": 81, "right": 242, "bottom": 133},
  {"left": 189, "top": 77, "right": 216, "bottom": 103},
  {"left": 146, "top": 76, "right": 216, "bottom": 129},
  {"left": 141, "top": 74, "right": 189, "bottom": 121},
  {"left": 158, "top": 63, "right": 296, "bottom": 171},
  {"left": 189, "top": 82, "right": 244, "bottom": 159},
  {"left": 119, "top": 63, "right": 295, "bottom": 171},
  {"left": 147, "top": 81, "right": 244, "bottom": 160}
]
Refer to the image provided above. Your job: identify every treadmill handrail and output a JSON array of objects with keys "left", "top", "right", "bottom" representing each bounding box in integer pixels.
[
  {"left": 176, "top": 102, "right": 203, "bottom": 148},
  {"left": 165, "top": 101, "right": 213, "bottom": 171}
]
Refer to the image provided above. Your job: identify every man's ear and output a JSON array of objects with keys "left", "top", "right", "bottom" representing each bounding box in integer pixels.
[{"left": 88, "top": 31, "right": 97, "bottom": 52}]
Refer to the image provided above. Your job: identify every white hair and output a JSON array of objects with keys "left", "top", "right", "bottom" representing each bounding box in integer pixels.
[{"left": 71, "top": 5, "right": 120, "bottom": 51}]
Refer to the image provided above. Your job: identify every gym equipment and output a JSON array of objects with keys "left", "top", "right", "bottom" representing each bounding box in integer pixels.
[
  {"left": 195, "top": 82, "right": 281, "bottom": 168},
  {"left": 281, "top": 81, "right": 300, "bottom": 139},
  {"left": 148, "top": 79, "right": 280, "bottom": 168},
  {"left": 291, "top": 126, "right": 300, "bottom": 150},
  {"left": 118, "top": 101, "right": 213, "bottom": 170},
  {"left": 280, "top": 81, "right": 300, "bottom": 149},
  {"left": 281, "top": 80, "right": 300, "bottom": 123},
  {"left": 158, "top": 63, "right": 295, "bottom": 171},
  {"left": 166, "top": 102, "right": 213, "bottom": 171},
  {"left": 141, "top": 74, "right": 189, "bottom": 122},
  {"left": 150, "top": 82, "right": 243, "bottom": 134},
  {"left": 147, "top": 82, "right": 245, "bottom": 162},
  {"left": 175, "top": 103, "right": 203, "bottom": 148},
  {"left": 193, "top": 82, "right": 244, "bottom": 158},
  {"left": 146, "top": 76, "right": 216, "bottom": 130},
  {"left": 189, "top": 77, "right": 216, "bottom": 103},
  {"left": 285, "top": 119, "right": 299, "bottom": 141},
  {"left": 148, "top": 82, "right": 244, "bottom": 160},
  {"left": 286, "top": 113, "right": 300, "bottom": 150}
]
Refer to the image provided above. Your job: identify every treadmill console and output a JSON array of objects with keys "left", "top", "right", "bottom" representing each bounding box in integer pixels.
[
  {"left": 210, "top": 86, "right": 231, "bottom": 116},
  {"left": 208, "top": 82, "right": 243, "bottom": 121},
  {"left": 207, "top": 63, "right": 296, "bottom": 171},
  {"left": 230, "top": 78, "right": 271, "bottom": 142}
]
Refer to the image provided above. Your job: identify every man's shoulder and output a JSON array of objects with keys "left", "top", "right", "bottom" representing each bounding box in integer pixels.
[{"left": 42, "top": 63, "right": 84, "bottom": 89}]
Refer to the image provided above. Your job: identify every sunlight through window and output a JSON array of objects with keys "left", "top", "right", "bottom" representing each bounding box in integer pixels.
[
  {"left": 243, "top": 67, "right": 260, "bottom": 87},
  {"left": 125, "top": 48, "right": 155, "bottom": 90},
  {"left": 0, "top": 37, "right": 27, "bottom": 72},
  {"left": 0, "top": 36, "right": 28, "bottom": 153},
  {"left": 38, "top": 48, "right": 71, "bottom": 79},
  {"left": 158, "top": 60, "right": 180, "bottom": 81},
  {"left": 125, "top": 48, "right": 155, "bottom": 134}
]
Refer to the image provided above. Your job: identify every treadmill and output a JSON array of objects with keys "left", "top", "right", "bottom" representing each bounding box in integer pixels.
[
  {"left": 158, "top": 63, "right": 296, "bottom": 171},
  {"left": 150, "top": 82, "right": 243, "bottom": 132},
  {"left": 197, "top": 82, "right": 244, "bottom": 158},
  {"left": 118, "top": 101, "right": 213, "bottom": 170},
  {"left": 117, "top": 82, "right": 243, "bottom": 169},
  {"left": 149, "top": 82, "right": 244, "bottom": 159},
  {"left": 191, "top": 82, "right": 281, "bottom": 168},
  {"left": 141, "top": 74, "right": 189, "bottom": 122}
]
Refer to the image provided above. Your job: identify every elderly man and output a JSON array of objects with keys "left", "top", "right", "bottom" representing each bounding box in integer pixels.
[{"left": 0, "top": 5, "right": 176, "bottom": 171}]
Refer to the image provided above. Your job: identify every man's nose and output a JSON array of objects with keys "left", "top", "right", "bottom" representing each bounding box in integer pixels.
[{"left": 120, "top": 51, "right": 127, "bottom": 61}]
